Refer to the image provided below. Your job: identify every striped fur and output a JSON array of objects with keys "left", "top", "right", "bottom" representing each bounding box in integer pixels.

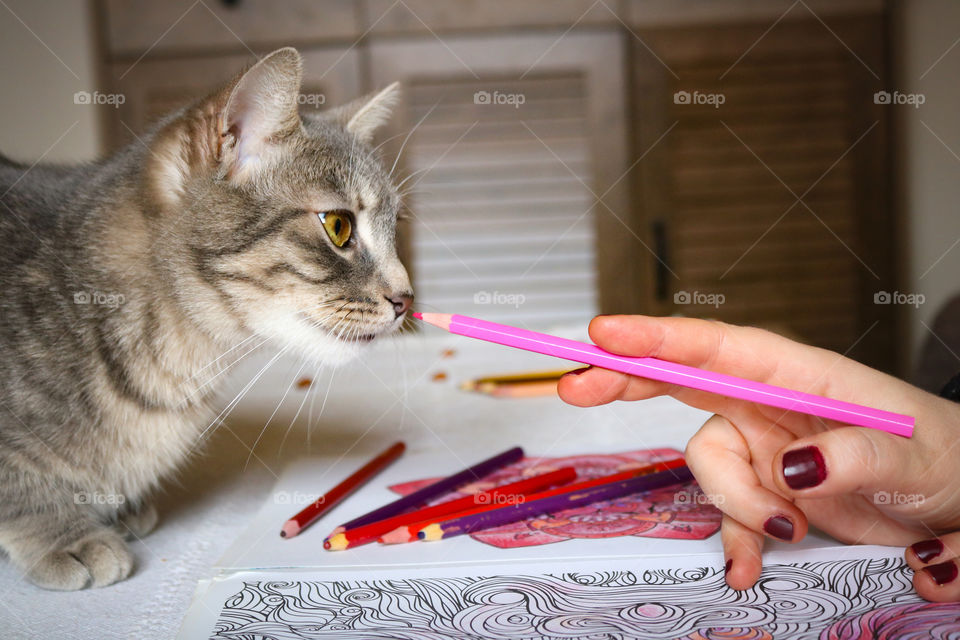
[{"left": 0, "top": 48, "right": 410, "bottom": 589}]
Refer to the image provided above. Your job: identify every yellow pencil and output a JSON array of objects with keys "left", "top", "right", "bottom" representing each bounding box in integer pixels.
[{"left": 459, "top": 369, "right": 572, "bottom": 392}]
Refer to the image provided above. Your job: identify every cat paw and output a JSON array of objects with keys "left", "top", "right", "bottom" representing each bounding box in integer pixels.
[
  {"left": 26, "top": 529, "right": 134, "bottom": 590},
  {"left": 117, "top": 502, "right": 158, "bottom": 539}
]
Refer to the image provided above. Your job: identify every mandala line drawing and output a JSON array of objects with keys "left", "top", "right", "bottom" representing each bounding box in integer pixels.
[{"left": 210, "top": 557, "right": 960, "bottom": 640}]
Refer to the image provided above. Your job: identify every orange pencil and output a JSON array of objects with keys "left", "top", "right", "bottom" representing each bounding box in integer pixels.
[
  {"left": 386, "top": 457, "right": 686, "bottom": 544},
  {"left": 280, "top": 441, "right": 405, "bottom": 539},
  {"left": 488, "top": 380, "right": 559, "bottom": 398},
  {"left": 460, "top": 370, "right": 572, "bottom": 389},
  {"left": 325, "top": 467, "right": 576, "bottom": 551}
]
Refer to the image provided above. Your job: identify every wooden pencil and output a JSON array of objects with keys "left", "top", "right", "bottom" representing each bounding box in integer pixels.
[
  {"left": 419, "top": 463, "right": 693, "bottom": 542},
  {"left": 324, "top": 446, "right": 524, "bottom": 539},
  {"left": 460, "top": 369, "right": 572, "bottom": 390},
  {"left": 387, "top": 458, "right": 685, "bottom": 544},
  {"left": 280, "top": 441, "right": 405, "bottom": 539},
  {"left": 325, "top": 467, "right": 576, "bottom": 550},
  {"left": 487, "top": 380, "right": 559, "bottom": 398}
]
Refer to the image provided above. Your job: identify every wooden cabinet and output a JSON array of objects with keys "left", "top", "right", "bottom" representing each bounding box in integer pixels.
[
  {"left": 104, "top": 48, "right": 362, "bottom": 149},
  {"left": 101, "top": 0, "right": 359, "bottom": 57},
  {"left": 94, "top": 1, "right": 898, "bottom": 369},
  {"left": 630, "top": 16, "right": 896, "bottom": 370}
]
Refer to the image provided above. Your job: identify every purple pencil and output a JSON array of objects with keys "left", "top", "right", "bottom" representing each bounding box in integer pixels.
[
  {"left": 418, "top": 464, "right": 694, "bottom": 541},
  {"left": 325, "top": 446, "right": 523, "bottom": 539}
]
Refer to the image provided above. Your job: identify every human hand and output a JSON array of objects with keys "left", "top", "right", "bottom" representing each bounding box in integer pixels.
[{"left": 557, "top": 315, "right": 960, "bottom": 601}]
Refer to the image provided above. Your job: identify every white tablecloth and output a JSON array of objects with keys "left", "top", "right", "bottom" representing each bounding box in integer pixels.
[{"left": 0, "top": 330, "right": 726, "bottom": 639}]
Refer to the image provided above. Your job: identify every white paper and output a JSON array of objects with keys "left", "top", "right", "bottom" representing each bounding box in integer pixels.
[{"left": 180, "top": 545, "right": 942, "bottom": 639}]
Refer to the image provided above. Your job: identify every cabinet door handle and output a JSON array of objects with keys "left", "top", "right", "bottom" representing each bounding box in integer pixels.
[{"left": 652, "top": 220, "right": 670, "bottom": 302}]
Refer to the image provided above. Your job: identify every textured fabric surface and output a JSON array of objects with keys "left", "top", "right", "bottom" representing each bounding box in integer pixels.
[{"left": 0, "top": 332, "right": 711, "bottom": 639}]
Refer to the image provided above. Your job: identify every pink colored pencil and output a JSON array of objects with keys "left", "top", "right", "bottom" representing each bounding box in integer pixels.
[{"left": 413, "top": 313, "right": 914, "bottom": 438}]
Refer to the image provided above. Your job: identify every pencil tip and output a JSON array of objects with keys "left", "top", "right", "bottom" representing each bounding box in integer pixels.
[
  {"left": 326, "top": 533, "right": 348, "bottom": 551},
  {"left": 379, "top": 527, "right": 410, "bottom": 545},
  {"left": 419, "top": 523, "right": 443, "bottom": 541},
  {"left": 416, "top": 313, "right": 452, "bottom": 331},
  {"left": 279, "top": 531, "right": 286, "bottom": 537}
]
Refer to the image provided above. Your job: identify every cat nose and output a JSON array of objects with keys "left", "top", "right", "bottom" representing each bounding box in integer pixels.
[{"left": 386, "top": 292, "right": 413, "bottom": 318}]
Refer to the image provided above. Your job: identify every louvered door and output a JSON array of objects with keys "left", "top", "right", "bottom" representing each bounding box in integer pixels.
[
  {"left": 369, "top": 32, "right": 629, "bottom": 329},
  {"left": 401, "top": 75, "right": 596, "bottom": 326},
  {"left": 634, "top": 16, "right": 896, "bottom": 370}
]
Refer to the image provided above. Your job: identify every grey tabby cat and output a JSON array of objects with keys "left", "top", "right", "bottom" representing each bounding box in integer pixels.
[{"left": 0, "top": 48, "right": 412, "bottom": 590}]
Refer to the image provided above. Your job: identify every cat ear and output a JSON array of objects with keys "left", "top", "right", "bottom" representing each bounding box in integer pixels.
[
  {"left": 330, "top": 82, "right": 401, "bottom": 144},
  {"left": 218, "top": 47, "right": 304, "bottom": 173}
]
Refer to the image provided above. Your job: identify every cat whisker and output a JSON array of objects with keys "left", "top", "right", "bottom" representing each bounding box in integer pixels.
[
  {"left": 180, "top": 333, "right": 259, "bottom": 387},
  {"left": 178, "top": 335, "right": 273, "bottom": 407},
  {"left": 196, "top": 342, "right": 292, "bottom": 443},
  {"left": 246, "top": 303, "right": 349, "bottom": 464},
  {"left": 395, "top": 166, "right": 432, "bottom": 191},
  {"left": 263, "top": 312, "right": 356, "bottom": 465},
  {"left": 370, "top": 130, "right": 408, "bottom": 155},
  {"left": 243, "top": 353, "right": 313, "bottom": 471},
  {"left": 389, "top": 100, "right": 439, "bottom": 178},
  {"left": 303, "top": 359, "right": 327, "bottom": 455}
]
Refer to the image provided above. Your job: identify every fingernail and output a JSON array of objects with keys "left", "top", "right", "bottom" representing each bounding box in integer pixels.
[
  {"left": 782, "top": 446, "right": 827, "bottom": 490},
  {"left": 567, "top": 367, "right": 591, "bottom": 376},
  {"left": 763, "top": 515, "right": 794, "bottom": 542},
  {"left": 724, "top": 558, "right": 732, "bottom": 575},
  {"left": 924, "top": 560, "right": 958, "bottom": 585},
  {"left": 911, "top": 538, "right": 944, "bottom": 564}
]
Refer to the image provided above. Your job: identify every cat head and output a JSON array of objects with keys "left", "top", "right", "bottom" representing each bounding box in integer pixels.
[{"left": 145, "top": 48, "right": 412, "bottom": 365}]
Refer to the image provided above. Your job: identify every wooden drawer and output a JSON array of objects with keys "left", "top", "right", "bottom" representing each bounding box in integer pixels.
[
  {"left": 102, "top": 0, "right": 360, "bottom": 58},
  {"left": 362, "top": 0, "right": 615, "bottom": 34},
  {"left": 104, "top": 47, "right": 362, "bottom": 150}
]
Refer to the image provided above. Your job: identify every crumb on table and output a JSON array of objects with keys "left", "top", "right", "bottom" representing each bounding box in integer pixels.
[
  {"left": 431, "top": 371, "right": 448, "bottom": 382},
  {"left": 441, "top": 348, "right": 456, "bottom": 358},
  {"left": 296, "top": 378, "right": 312, "bottom": 389}
]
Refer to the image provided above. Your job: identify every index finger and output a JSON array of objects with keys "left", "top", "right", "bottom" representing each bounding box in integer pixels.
[{"left": 557, "top": 315, "right": 910, "bottom": 420}]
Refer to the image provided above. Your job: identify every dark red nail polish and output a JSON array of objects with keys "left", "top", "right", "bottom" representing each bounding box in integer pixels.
[
  {"left": 567, "top": 367, "right": 591, "bottom": 376},
  {"left": 924, "top": 561, "right": 958, "bottom": 585},
  {"left": 724, "top": 558, "right": 732, "bottom": 574},
  {"left": 782, "top": 446, "right": 827, "bottom": 490},
  {"left": 763, "top": 515, "right": 794, "bottom": 542},
  {"left": 911, "top": 538, "right": 944, "bottom": 563}
]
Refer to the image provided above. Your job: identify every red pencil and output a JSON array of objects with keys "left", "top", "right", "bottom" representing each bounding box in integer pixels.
[
  {"left": 420, "top": 463, "right": 692, "bottom": 541},
  {"left": 326, "top": 467, "right": 576, "bottom": 550},
  {"left": 408, "top": 457, "right": 687, "bottom": 543},
  {"left": 280, "top": 441, "right": 406, "bottom": 539}
]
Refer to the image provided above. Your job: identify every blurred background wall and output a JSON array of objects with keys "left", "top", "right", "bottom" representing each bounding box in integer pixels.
[
  {"left": 894, "top": 1, "right": 960, "bottom": 383},
  {"left": 0, "top": 0, "right": 101, "bottom": 161},
  {"left": 1, "top": 0, "right": 959, "bottom": 386}
]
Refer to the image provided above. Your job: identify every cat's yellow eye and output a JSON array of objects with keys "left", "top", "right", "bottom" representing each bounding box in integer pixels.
[{"left": 318, "top": 210, "right": 353, "bottom": 248}]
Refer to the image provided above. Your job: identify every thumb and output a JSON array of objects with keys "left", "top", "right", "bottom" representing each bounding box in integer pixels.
[{"left": 772, "top": 427, "right": 919, "bottom": 501}]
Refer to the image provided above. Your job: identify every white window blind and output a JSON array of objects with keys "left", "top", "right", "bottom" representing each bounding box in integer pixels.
[{"left": 403, "top": 74, "right": 598, "bottom": 328}]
